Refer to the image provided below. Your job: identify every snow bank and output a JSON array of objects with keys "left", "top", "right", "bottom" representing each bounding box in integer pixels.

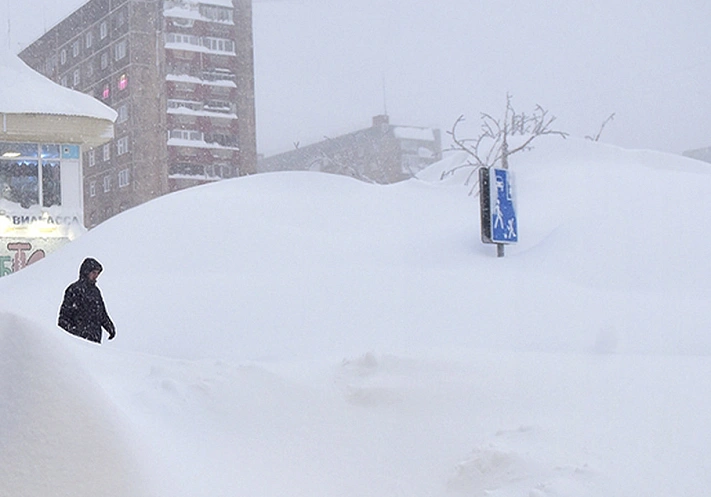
[
  {"left": 0, "top": 313, "right": 150, "bottom": 497},
  {"left": 1, "top": 137, "right": 711, "bottom": 496}
]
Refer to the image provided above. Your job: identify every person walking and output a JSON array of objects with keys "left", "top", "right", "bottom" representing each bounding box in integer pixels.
[{"left": 58, "top": 257, "right": 116, "bottom": 343}]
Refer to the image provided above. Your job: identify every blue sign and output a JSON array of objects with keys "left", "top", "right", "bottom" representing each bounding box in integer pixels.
[
  {"left": 61, "top": 144, "right": 80, "bottom": 159},
  {"left": 489, "top": 168, "right": 517, "bottom": 244}
]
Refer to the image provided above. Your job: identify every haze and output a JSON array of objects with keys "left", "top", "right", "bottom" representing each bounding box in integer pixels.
[{"left": 3, "top": 0, "right": 710, "bottom": 157}]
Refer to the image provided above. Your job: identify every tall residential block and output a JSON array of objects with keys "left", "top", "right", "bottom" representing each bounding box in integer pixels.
[{"left": 20, "top": 0, "right": 256, "bottom": 228}]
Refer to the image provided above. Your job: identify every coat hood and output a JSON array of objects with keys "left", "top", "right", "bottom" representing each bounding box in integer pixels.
[{"left": 79, "top": 258, "right": 103, "bottom": 278}]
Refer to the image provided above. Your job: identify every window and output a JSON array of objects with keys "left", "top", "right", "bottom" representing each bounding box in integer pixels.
[
  {"left": 73, "top": 69, "right": 80, "bottom": 86},
  {"left": 116, "top": 104, "right": 128, "bottom": 124},
  {"left": 116, "top": 9, "right": 126, "bottom": 27},
  {"left": 200, "top": 5, "right": 233, "bottom": 22},
  {"left": 42, "top": 161, "right": 61, "bottom": 207},
  {"left": 72, "top": 40, "right": 80, "bottom": 57},
  {"left": 203, "top": 37, "right": 235, "bottom": 53},
  {"left": 85, "top": 31, "right": 93, "bottom": 49},
  {"left": 100, "top": 21, "right": 108, "bottom": 39},
  {"left": 118, "top": 169, "right": 130, "bottom": 187},
  {"left": 103, "top": 175, "right": 111, "bottom": 192},
  {"left": 205, "top": 100, "right": 232, "bottom": 112},
  {"left": 166, "top": 33, "right": 200, "bottom": 46},
  {"left": 169, "top": 129, "right": 202, "bottom": 141},
  {"left": 60, "top": 49, "right": 67, "bottom": 65},
  {"left": 89, "top": 181, "right": 96, "bottom": 197},
  {"left": 117, "top": 136, "right": 129, "bottom": 155},
  {"left": 0, "top": 159, "right": 39, "bottom": 208},
  {"left": 102, "top": 83, "right": 110, "bottom": 99},
  {"left": 86, "top": 62, "right": 94, "bottom": 78},
  {"left": 169, "top": 162, "right": 205, "bottom": 176},
  {"left": 117, "top": 73, "right": 128, "bottom": 90},
  {"left": 114, "top": 40, "right": 127, "bottom": 61},
  {"left": 102, "top": 143, "right": 110, "bottom": 161},
  {"left": 88, "top": 149, "right": 96, "bottom": 167},
  {"left": 101, "top": 52, "right": 108, "bottom": 69},
  {"left": 60, "top": 75, "right": 68, "bottom": 87}
]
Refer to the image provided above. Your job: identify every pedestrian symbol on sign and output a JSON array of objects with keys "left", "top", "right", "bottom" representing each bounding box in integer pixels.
[{"left": 490, "top": 168, "right": 517, "bottom": 244}]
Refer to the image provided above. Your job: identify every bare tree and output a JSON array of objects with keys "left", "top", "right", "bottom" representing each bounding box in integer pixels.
[
  {"left": 442, "top": 94, "right": 568, "bottom": 194},
  {"left": 585, "top": 113, "right": 615, "bottom": 142}
]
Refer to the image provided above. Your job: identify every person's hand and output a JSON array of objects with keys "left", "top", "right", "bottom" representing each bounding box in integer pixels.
[{"left": 107, "top": 325, "right": 116, "bottom": 340}]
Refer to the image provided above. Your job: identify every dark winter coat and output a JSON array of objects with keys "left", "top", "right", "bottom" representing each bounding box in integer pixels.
[{"left": 58, "top": 258, "right": 115, "bottom": 343}]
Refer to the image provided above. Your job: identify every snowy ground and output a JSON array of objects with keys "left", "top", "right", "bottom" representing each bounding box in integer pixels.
[{"left": 1, "top": 136, "right": 710, "bottom": 496}]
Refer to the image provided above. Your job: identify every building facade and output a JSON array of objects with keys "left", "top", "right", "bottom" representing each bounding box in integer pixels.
[
  {"left": 258, "top": 115, "right": 442, "bottom": 184},
  {"left": 19, "top": 0, "right": 256, "bottom": 228}
]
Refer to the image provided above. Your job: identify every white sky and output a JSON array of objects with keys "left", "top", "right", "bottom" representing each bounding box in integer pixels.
[{"left": 3, "top": 0, "right": 711, "bottom": 155}]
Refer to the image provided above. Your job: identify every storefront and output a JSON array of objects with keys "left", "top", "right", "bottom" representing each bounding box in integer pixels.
[
  {"left": 0, "top": 142, "right": 85, "bottom": 275},
  {"left": 0, "top": 50, "right": 116, "bottom": 276}
]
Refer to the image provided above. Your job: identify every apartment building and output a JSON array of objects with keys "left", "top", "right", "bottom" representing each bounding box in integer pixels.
[
  {"left": 259, "top": 115, "right": 442, "bottom": 184},
  {"left": 19, "top": 0, "right": 256, "bottom": 227}
]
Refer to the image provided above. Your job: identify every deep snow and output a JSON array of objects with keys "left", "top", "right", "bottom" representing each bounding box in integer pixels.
[{"left": 1, "top": 136, "right": 710, "bottom": 496}]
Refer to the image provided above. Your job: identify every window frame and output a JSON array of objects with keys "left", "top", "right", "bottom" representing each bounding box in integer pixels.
[
  {"left": 118, "top": 168, "right": 130, "bottom": 187},
  {"left": 116, "top": 136, "right": 129, "bottom": 156}
]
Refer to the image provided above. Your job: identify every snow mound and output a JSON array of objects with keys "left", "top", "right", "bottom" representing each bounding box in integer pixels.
[{"left": 0, "top": 314, "right": 150, "bottom": 497}]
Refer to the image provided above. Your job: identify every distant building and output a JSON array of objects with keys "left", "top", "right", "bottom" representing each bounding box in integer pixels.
[
  {"left": 683, "top": 146, "right": 711, "bottom": 164},
  {"left": 258, "top": 115, "right": 442, "bottom": 184},
  {"left": 19, "top": 0, "right": 256, "bottom": 228}
]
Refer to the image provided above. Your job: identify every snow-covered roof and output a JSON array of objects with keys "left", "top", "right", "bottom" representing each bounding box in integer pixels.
[{"left": 0, "top": 48, "right": 117, "bottom": 122}]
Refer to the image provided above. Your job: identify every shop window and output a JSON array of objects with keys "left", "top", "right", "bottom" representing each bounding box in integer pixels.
[
  {"left": 42, "top": 161, "right": 61, "bottom": 207},
  {"left": 0, "top": 159, "right": 39, "bottom": 208}
]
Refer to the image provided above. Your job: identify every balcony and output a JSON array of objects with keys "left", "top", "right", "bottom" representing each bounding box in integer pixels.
[
  {"left": 167, "top": 130, "right": 239, "bottom": 150},
  {"left": 167, "top": 99, "right": 237, "bottom": 119},
  {"left": 201, "top": 68, "right": 235, "bottom": 83},
  {"left": 166, "top": 72, "right": 237, "bottom": 89}
]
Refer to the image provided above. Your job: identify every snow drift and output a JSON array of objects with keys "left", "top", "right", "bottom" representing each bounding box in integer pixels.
[{"left": 1, "top": 136, "right": 710, "bottom": 496}]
